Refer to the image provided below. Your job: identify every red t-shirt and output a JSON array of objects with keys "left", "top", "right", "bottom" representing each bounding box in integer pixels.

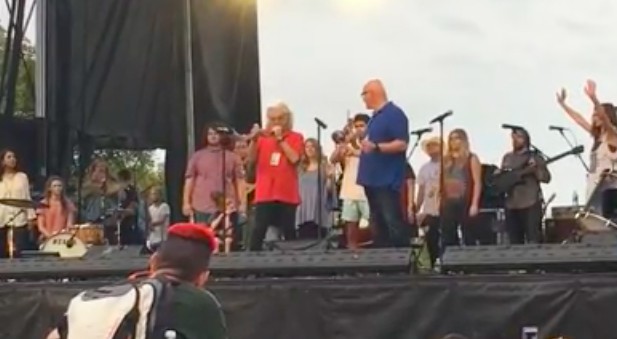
[{"left": 254, "top": 131, "right": 304, "bottom": 205}]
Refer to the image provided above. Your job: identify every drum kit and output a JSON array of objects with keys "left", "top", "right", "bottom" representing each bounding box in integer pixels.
[
  {"left": 570, "top": 171, "right": 617, "bottom": 241},
  {"left": 0, "top": 198, "right": 131, "bottom": 259}
]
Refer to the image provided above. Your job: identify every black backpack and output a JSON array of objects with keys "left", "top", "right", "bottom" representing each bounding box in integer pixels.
[{"left": 56, "top": 276, "right": 177, "bottom": 339}]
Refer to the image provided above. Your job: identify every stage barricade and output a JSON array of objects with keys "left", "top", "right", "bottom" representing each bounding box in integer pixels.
[{"left": 3, "top": 274, "right": 617, "bottom": 339}]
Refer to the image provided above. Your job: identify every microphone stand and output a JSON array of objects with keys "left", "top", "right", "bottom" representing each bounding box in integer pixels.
[
  {"left": 315, "top": 119, "right": 327, "bottom": 240},
  {"left": 429, "top": 110, "right": 452, "bottom": 267},
  {"left": 553, "top": 129, "right": 589, "bottom": 172},
  {"left": 3, "top": 209, "right": 25, "bottom": 258},
  {"left": 529, "top": 144, "right": 548, "bottom": 160},
  {"left": 406, "top": 132, "right": 427, "bottom": 160},
  {"left": 218, "top": 128, "right": 234, "bottom": 250}
]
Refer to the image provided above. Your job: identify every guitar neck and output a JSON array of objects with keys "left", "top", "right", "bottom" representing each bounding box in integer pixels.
[{"left": 545, "top": 150, "right": 578, "bottom": 166}]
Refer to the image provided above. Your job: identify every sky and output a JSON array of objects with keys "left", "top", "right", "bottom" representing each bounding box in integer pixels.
[
  {"left": 257, "top": 0, "right": 617, "bottom": 206},
  {"left": 4, "top": 0, "right": 617, "bottom": 206}
]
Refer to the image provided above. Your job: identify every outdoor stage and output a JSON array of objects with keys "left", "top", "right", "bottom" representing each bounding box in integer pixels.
[{"left": 2, "top": 272, "right": 617, "bottom": 339}]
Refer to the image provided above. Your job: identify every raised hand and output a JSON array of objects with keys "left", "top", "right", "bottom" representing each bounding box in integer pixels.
[
  {"left": 584, "top": 79, "right": 597, "bottom": 99},
  {"left": 556, "top": 88, "right": 567, "bottom": 104},
  {"left": 248, "top": 123, "right": 261, "bottom": 139}
]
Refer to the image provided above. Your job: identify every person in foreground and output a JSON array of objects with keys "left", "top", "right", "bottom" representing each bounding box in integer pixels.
[
  {"left": 46, "top": 223, "right": 228, "bottom": 339},
  {"left": 145, "top": 223, "right": 228, "bottom": 339},
  {"left": 357, "top": 79, "right": 411, "bottom": 247}
]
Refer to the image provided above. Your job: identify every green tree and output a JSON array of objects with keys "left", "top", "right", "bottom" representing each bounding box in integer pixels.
[
  {"left": 0, "top": 25, "right": 36, "bottom": 117},
  {"left": 93, "top": 149, "right": 164, "bottom": 193}
]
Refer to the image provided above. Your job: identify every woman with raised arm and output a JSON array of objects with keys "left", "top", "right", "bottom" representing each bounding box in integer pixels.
[{"left": 557, "top": 80, "right": 617, "bottom": 208}]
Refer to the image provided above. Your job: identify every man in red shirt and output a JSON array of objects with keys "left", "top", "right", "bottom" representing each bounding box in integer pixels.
[{"left": 247, "top": 102, "right": 304, "bottom": 250}]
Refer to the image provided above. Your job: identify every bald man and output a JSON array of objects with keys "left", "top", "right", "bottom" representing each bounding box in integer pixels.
[{"left": 357, "top": 80, "right": 411, "bottom": 248}]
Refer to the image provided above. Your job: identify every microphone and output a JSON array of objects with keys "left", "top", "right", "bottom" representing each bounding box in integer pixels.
[
  {"left": 66, "top": 237, "right": 75, "bottom": 248},
  {"left": 410, "top": 127, "right": 433, "bottom": 136},
  {"left": 501, "top": 123, "right": 525, "bottom": 130},
  {"left": 549, "top": 125, "right": 567, "bottom": 132},
  {"left": 429, "top": 110, "right": 453, "bottom": 124},
  {"left": 314, "top": 118, "right": 328, "bottom": 129}
]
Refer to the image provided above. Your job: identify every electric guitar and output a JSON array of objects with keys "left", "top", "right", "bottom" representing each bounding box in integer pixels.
[{"left": 490, "top": 145, "right": 584, "bottom": 194}]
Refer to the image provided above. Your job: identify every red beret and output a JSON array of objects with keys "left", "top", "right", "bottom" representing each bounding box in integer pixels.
[{"left": 167, "top": 223, "right": 217, "bottom": 252}]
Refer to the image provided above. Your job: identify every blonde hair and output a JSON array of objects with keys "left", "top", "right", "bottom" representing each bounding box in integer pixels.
[
  {"left": 300, "top": 138, "right": 326, "bottom": 172},
  {"left": 444, "top": 128, "right": 471, "bottom": 168},
  {"left": 86, "top": 158, "right": 115, "bottom": 182},
  {"left": 266, "top": 101, "right": 294, "bottom": 131}
]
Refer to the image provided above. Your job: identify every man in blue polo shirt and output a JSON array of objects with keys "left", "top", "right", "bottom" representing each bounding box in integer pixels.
[{"left": 357, "top": 79, "right": 410, "bottom": 247}]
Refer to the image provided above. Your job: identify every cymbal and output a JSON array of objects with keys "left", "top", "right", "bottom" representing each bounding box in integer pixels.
[{"left": 0, "top": 198, "right": 49, "bottom": 209}]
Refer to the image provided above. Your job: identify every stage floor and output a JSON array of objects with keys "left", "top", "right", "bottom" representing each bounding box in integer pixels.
[{"left": 3, "top": 273, "right": 617, "bottom": 339}]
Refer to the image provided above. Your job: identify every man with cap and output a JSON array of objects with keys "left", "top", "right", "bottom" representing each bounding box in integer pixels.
[
  {"left": 500, "top": 127, "right": 551, "bottom": 244},
  {"left": 415, "top": 136, "right": 443, "bottom": 267},
  {"left": 146, "top": 223, "right": 227, "bottom": 338},
  {"left": 47, "top": 223, "right": 228, "bottom": 339}
]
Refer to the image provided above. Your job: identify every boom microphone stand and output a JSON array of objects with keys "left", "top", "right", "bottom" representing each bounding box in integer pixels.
[
  {"left": 429, "top": 110, "right": 453, "bottom": 265},
  {"left": 314, "top": 118, "right": 328, "bottom": 240},
  {"left": 407, "top": 127, "right": 433, "bottom": 160},
  {"left": 216, "top": 126, "right": 237, "bottom": 247},
  {"left": 549, "top": 125, "right": 589, "bottom": 172}
]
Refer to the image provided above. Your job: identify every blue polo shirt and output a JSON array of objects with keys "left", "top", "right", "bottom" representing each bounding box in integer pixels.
[{"left": 357, "top": 102, "right": 409, "bottom": 190}]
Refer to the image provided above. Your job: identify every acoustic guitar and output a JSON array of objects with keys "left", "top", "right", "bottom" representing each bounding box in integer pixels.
[{"left": 490, "top": 145, "right": 584, "bottom": 194}]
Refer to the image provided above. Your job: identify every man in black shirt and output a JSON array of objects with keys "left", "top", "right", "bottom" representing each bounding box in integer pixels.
[{"left": 117, "top": 169, "right": 140, "bottom": 245}]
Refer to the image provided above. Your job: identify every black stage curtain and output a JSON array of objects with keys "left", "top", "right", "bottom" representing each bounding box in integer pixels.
[
  {"left": 45, "top": 0, "right": 261, "bottom": 221},
  {"left": 45, "top": 0, "right": 186, "bottom": 148},
  {"left": 4, "top": 274, "right": 617, "bottom": 339},
  {"left": 0, "top": 117, "right": 43, "bottom": 186},
  {"left": 190, "top": 0, "right": 262, "bottom": 139}
]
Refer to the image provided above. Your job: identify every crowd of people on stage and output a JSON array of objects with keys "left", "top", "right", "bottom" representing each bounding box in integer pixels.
[{"left": 0, "top": 79, "right": 615, "bottom": 264}]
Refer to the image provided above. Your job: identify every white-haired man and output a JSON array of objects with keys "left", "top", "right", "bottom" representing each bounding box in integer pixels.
[{"left": 247, "top": 102, "right": 304, "bottom": 250}]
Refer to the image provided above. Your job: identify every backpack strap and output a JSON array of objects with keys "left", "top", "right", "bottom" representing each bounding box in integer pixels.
[
  {"left": 57, "top": 316, "right": 68, "bottom": 339},
  {"left": 148, "top": 275, "right": 176, "bottom": 339},
  {"left": 112, "top": 283, "right": 141, "bottom": 339}
]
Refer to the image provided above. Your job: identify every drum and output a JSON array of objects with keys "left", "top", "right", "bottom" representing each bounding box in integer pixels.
[
  {"left": 576, "top": 211, "right": 617, "bottom": 233},
  {"left": 70, "top": 223, "right": 104, "bottom": 245},
  {"left": 39, "top": 233, "right": 88, "bottom": 258}
]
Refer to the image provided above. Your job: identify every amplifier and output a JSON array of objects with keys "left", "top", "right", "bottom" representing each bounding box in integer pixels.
[
  {"left": 544, "top": 218, "right": 578, "bottom": 243},
  {"left": 551, "top": 205, "right": 580, "bottom": 219}
]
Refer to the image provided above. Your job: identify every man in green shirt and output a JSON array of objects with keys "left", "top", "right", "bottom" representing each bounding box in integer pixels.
[
  {"left": 151, "top": 223, "right": 228, "bottom": 339},
  {"left": 47, "top": 223, "right": 228, "bottom": 339}
]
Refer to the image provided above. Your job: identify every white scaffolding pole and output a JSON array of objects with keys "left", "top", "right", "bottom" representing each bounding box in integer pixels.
[
  {"left": 34, "top": 0, "right": 45, "bottom": 119},
  {"left": 184, "top": 0, "right": 195, "bottom": 155}
]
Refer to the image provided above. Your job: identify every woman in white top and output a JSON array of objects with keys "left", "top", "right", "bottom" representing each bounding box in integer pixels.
[
  {"left": 0, "top": 149, "right": 35, "bottom": 257},
  {"left": 557, "top": 80, "right": 617, "bottom": 214}
]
